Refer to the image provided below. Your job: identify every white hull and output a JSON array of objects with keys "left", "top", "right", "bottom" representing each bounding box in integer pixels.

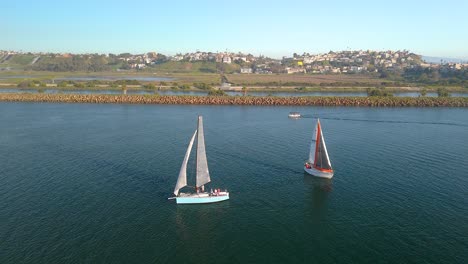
[
  {"left": 175, "top": 192, "right": 229, "bottom": 204},
  {"left": 304, "top": 166, "right": 334, "bottom": 179}
]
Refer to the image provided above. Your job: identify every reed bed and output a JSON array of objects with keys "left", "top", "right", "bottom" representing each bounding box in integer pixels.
[{"left": 0, "top": 93, "right": 467, "bottom": 107}]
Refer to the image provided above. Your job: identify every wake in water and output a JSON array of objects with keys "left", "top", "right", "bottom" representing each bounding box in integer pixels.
[{"left": 300, "top": 115, "right": 468, "bottom": 127}]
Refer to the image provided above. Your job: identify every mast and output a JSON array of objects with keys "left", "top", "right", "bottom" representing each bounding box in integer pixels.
[
  {"left": 173, "top": 130, "right": 197, "bottom": 196},
  {"left": 196, "top": 116, "right": 211, "bottom": 188}
]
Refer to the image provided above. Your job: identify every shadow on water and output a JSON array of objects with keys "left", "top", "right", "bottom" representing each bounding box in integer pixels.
[
  {"left": 303, "top": 174, "right": 332, "bottom": 223},
  {"left": 173, "top": 202, "right": 231, "bottom": 262}
]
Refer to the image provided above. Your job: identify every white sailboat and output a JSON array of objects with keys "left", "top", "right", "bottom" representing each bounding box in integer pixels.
[
  {"left": 304, "top": 118, "right": 334, "bottom": 178},
  {"left": 170, "top": 116, "right": 229, "bottom": 204}
]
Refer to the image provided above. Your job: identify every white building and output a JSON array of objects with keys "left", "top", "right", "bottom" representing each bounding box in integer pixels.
[
  {"left": 240, "top": 67, "right": 253, "bottom": 74},
  {"left": 222, "top": 56, "right": 232, "bottom": 64},
  {"left": 220, "top": 82, "right": 232, "bottom": 90},
  {"left": 286, "top": 67, "right": 306, "bottom": 74}
]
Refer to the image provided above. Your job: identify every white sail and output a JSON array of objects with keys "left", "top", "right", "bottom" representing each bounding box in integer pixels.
[
  {"left": 196, "top": 116, "right": 211, "bottom": 187},
  {"left": 320, "top": 131, "right": 332, "bottom": 168},
  {"left": 308, "top": 119, "right": 319, "bottom": 162},
  {"left": 174, "top": 130, "right": 197, "bottom": 196}
]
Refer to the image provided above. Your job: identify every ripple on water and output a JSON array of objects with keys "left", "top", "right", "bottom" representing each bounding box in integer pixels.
[{"left": 0, "top": 104, "right": 467, "bottom": 263}]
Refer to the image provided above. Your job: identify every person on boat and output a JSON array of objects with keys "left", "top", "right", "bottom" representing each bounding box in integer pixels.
[{"left": 305, "top": 163, "right": 312, "bottom": 169}]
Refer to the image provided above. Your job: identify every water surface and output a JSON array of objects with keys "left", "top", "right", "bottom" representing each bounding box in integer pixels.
[{"left": 0, "top": 103, "right": 467, "bottom": 263}]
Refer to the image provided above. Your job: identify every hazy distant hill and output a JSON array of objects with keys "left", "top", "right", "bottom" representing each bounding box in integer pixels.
[{"left": 422, "top": 56, "right": 467, "bottom": 64}]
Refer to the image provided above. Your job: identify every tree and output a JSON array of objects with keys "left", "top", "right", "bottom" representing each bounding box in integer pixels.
[
  {"left": 177, "top": 84, "right": 190, "bottom": 90},
  {"left": 120, "top": 61, "right": 131, "bottom": 70},
  {"left": 74, "top": 82, "right": 85, "bottom": 88},
  {"left": 57, "top": 81, "right": 69, "bottom": 87},
  {"left": 437, "top": 87, "right": 450, "bottom": 97},
  {"left": 193, "top": 82, "right": 211, "bottom": 90},
  {"left": 154, "top": 54, "right": 168, "bottom": 64},
  {"left": 366, "top": 88, "right": 393, "bottom": 97},
  {"left": 17, "top": 81, "right": 33, "bottom": 88},
  {"left": 420, "top": 88, "right": 427, "bottom": 97},
  {"left": 379, "top": 69, "right": 389, "bottom": 78},
  {"left": 418, "top": 73, "right": 429, "bottom": 83},
  {"left": 144, "top": 83, "right": 156, "bottom": 90},
  {"left": 430, "top": 71, "right": 440, "bottom": 82},
  {"left": 208, "top": 89, "right": 227, "bottom": 96}
]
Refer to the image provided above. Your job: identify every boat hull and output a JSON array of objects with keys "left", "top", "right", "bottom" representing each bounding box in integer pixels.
[
  {"left": 304, "top": 166, "right": 334, "bottom": 179},
  {"left": 176, "top": 192, "right": 229, "bottom": 204}
]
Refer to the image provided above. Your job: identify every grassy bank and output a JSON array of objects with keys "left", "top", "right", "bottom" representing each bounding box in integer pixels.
[
  {"left": 225, "top": 73, "right": 384, "bottom": 85},
  {"left": 0, "top": 71, "right": 221, "bottom": 85},
  {"left": 1, "top": 71, "right": 466, "bottom": 92},
  {"left": 0, "top": 93, "right": 466, "bottom": 107},
  {"left": 1, "top": 85, "right": 467, "bottom": 95}
]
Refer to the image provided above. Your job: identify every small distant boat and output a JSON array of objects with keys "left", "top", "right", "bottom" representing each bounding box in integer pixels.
[
  {"left": 288, "top": 112, "right": 301, "bottom": 118},
  {"left": 304, "top": 118, "right": 334, "bottom": 178},
  {"left": 169, "top": 116, "right": 229, "bottom": 204}
]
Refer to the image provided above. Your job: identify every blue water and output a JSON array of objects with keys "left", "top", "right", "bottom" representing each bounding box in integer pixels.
[{"left": 0, "top": 103, "right": 467, "bottom": 263}]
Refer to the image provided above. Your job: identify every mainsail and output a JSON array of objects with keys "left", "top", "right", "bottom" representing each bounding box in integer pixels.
[
  {"left": 313, "top": 120, "right": 332, "bottom": 170},
  {"left": 174, "top": 130, "right": 197, "bottom": 196},
  {"left": 196, "top": 116, "right": 211, "bottom": 187}
]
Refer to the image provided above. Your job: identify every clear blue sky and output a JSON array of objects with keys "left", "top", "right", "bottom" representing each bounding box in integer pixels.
[{"left": 2, "top": 0, "right": 468, "bottom": 58}]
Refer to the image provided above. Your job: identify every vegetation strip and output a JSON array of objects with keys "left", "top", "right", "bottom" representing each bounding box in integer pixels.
[{"left": 1, "top": 93, "right": 467, "bottom": 107}]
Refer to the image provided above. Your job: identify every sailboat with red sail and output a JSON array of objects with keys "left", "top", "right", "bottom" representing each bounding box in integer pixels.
[{"left": 304, "top": 118, "right": 334, "bottom": 178}]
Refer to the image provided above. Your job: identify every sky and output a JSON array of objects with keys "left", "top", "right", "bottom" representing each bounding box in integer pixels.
[{"left": 2, "top": 0, "right": 468, "bottom": 58}]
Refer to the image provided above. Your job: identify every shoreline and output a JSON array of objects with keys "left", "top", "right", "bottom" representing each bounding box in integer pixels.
[
  {"left": 1, "top": 71, "right": 466, "bottom": 93},
  {"left": 0, "top": 85, "right": 467, "bottom": 94},
  {"left": 0, "top": 93, "right": 466, "bottom": 107}
]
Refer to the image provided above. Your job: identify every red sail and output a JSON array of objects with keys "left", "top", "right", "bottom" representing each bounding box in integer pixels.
[{"left": 313, "top": 121, "right": 333, "bottom": 172}]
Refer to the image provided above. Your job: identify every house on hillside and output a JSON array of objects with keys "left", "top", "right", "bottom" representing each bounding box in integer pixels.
[
  {"left": 286, "top": 67, "right": 306, "bottom": 74},
  {"left": 240, "top": 67, "right": 253, "bottom": 74},
  {"left": 222, "top": 56, "right": 232, "bottom": 64}
]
